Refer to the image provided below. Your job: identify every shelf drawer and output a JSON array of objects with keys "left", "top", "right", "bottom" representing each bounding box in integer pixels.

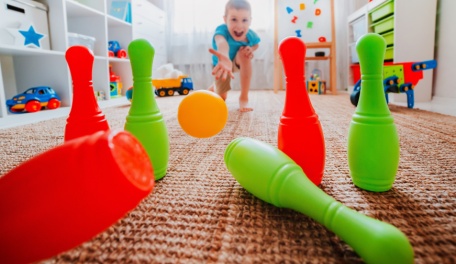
[
  {"left": 381, "top": 31, "right": 394, "bottom": 46},
  {"left": 385, "top": 46, "right": 394, "bottom": 60},
  {"left": 370, "top": 0, "right": 394, "bottom": 23},
  {"left": 371, "top": 15, "right": 394, "bottom": 34}
]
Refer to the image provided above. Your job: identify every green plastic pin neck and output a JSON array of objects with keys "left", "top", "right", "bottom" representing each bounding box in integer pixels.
[
  {"left": 357, "top": 33, "right": 386, "bottom": 76},
  {"left": 355, "top": 33, "right": 392, "bottom": 117},
  {"left": 127, "top": 39, "right": 159, "bottom": 115}
]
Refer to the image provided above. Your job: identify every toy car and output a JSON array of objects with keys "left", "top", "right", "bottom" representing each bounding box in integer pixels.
[
  {"left": 6, "top": 86, "right": 61, "bottom": 113},
  {"left": 108, "top": 40, "right": 127, "bottom": 58}
]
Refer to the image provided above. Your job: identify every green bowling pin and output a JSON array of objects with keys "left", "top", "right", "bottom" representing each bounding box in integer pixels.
[
  {"left": 224, "top": 137, "right": 413, "bottom": 264},
  {"left": 348, "top": 33, "right": 400, "bottom": 192},
  {"left": 125, "top": 39, "right": 169, "bottom": 180}
]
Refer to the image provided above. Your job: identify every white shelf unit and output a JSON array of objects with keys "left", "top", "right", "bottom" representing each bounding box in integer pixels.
[
  {"left": 347, "top": 0, "right": 437, "bottom": 103},
  {"left": 0, "top": 0, "right": 167, "bottom": 129}
]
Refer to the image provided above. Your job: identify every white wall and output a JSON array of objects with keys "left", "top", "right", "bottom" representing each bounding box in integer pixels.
[{"left": 334, "top": 0, "right": 365, "bottom": 93}]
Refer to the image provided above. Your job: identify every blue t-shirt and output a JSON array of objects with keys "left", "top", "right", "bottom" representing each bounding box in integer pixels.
[{"left": 212, "top": 24, "right": 261, "bottom": 66}]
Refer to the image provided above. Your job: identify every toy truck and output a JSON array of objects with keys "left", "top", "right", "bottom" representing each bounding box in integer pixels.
[
  {"left": 350, "top": 60, "right": 437, "bottom": 108},
  {"left": 153, "top": 75, "right": 193, "bottom": 97}
]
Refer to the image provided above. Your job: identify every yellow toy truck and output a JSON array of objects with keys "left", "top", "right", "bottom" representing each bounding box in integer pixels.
[{"left": 152, "top": 75, "right": 193, "bottom": 97}]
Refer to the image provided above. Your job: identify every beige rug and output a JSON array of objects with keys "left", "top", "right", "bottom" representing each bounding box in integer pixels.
[{"left": 1, "top": 90, "right": 455, "bottom": 263}]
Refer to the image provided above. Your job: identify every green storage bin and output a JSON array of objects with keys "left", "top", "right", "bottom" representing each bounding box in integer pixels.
[
  {"left": 371, "top": 15, "right": 394, "bottom": 34},
  {"left": 385, "top": 47, "right": 394, "bottom": 60},
  {"left": 381, "top": 31, "right": 394, "bottom": 46},
  {"left": 370, "top": 0, "right": 394, "bottom": 22}
]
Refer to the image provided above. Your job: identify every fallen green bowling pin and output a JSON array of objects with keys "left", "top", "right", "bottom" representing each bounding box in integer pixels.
[
  {"left": 348, "top": 33, "right": 400, "bottom": 192},
  {"left": 224, "top": 137, "right": 413, "bottom": 264},
  {"left": 125, "top": 39, "right": 169, "bottom": 180}
]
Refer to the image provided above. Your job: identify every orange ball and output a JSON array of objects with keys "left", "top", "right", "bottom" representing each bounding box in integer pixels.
[{"left": 178, "top": 90, "right": 228, "bottom": 138}]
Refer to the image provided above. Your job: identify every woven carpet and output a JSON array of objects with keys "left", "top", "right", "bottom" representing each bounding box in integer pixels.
[{"left": 1, "top": 90, "right": 455, "bottom": 263}]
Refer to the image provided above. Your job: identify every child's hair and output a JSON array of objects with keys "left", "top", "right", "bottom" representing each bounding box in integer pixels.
[{"left": 225, "top": 0, "right": 251, "bottom": 16}]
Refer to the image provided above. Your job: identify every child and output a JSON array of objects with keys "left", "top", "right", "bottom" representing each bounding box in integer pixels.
[{"left": 208, "top": 0, "right": 260, "bottom": 112}]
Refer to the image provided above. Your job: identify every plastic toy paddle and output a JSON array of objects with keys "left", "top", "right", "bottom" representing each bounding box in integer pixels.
[
  {"left": 125, "top": 39, "right": 169, "bottom": 180},
  {"left": 178, "top": 90, "right": 228, "bottom": 138},
  {"left": 277, "top": 36, "right": 325, "bottom": 186},
  {"left": 64, "top": 45, "right": 110, "bottom": 141},
  {"left": 0, "top": 130, "right": 154, "bottom": 264},
  {"left": 224, "top": 137, "right": 413, "bottom": 264},
  {"left": 348, "top": 33, "right": 400, "bottom": 192}
]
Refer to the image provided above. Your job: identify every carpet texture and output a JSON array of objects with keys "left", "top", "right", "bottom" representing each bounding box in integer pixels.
[{"left": 0, "top": 90, "right": 455, "bottom": 263}]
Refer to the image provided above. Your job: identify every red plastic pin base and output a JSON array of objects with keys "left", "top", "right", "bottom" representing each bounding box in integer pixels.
[{"left": 0, "top": 130, "right": 154, "bottom": 264}]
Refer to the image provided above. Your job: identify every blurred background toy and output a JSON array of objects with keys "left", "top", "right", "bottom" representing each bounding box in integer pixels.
[
  {"left": 6, "top": 86, "right": 61, "bottom": 113},
  {"left": 350, "top": 59, "right": 437, "bottom": 108},
  {"left": 152, "top": 63, "right": 193, "bottom": 97},
  {"left": 153, "top": 75, "right": 193, "bottom": 97},
  {"left": 109, "top": 64, "right": 122, "bottom": 97},
  {"left": 307, "top": 68, "right": 326, "bottom": 94},
  {"left": 108, "top": 40, "right": 127, "bottom": 58},
  {"left": 126, "top": 86, "right": 133, "bottom": 102}
]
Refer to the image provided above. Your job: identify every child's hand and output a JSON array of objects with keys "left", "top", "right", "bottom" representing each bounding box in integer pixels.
[
  {"left": 239, "top": 46, "right": 254, "bottom": 60},
  {"left": 209, "top": 48, "right": 235, "bottom": 81}
]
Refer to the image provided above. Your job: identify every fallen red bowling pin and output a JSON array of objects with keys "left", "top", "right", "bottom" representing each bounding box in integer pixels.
[
  {"left": 0, "top": 130, "right": 154, "bottom": 264},
  {"left": 64, "top": 46, "right": 110, "bottom": 141},
  {"left": 277, "top": 36, "right": 325, "bottom": 186}
]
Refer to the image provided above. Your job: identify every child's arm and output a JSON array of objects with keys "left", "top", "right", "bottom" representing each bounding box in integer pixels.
[{"left": 209, "top": 35, "right": 234, "bottom": 81}]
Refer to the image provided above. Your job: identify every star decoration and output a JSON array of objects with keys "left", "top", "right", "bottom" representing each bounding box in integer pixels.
[{"left": 19, "top": 25, "right": 44, "bottom": 47}]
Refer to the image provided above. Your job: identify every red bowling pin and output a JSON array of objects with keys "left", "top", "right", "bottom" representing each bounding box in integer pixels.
[
  {"left": 0, "top": 130, "right": 154, "bottom": 264},
  {"left": 277, "top": 37, "right": 325, "bottom": 186},
  {"left": 64, "top": 46, "right": 110, "bottom": 141}
]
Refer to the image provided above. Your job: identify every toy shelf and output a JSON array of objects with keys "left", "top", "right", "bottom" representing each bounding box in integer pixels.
[
  {"left": 0, "top": 0, "right": 167, "bottom": 129},
  {"left": 346, "top": 0, "right": 437, "bottom": 104}
]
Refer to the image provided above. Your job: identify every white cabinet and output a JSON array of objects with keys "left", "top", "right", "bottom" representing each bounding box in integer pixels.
[
  {"left": 132, "top": 0, "right": 167, "bottom": 71},
  {"left": 0, "top": 0, "right": 167, "bottom": 128},
  {"left": 347, "top": 0, "right": 437, "bottom": 103}
]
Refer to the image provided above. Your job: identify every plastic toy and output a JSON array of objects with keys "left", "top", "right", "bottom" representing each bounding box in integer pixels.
[
  {"left": 0, "top": 130, "right": 154, "bottom": 264},
  {"left": 65, "top": 46, "right": 110, "bottom": 142},
  {"left": 177, "top": 90, "right": 228, "bottom": 138},
  {"left": 153, "top": 75, "right": 194, "bottom": 97},
  {"left": 348, "top": 33, "right": 399, "bottom": 192},
  {"left": 6, "top": 86, "right": 61, "bottom": 113},
  {"left": 109, "top": 64, "right": 122, "bottom": 97},
  {"left": 350, "top": 60, "right": 437, "bottom": 108},
  {"left": 94, "top": 90, "right": 106, "bottom": 101},
  {"left": 126, "top": 86, "right": 133, "bottom": 101},
  {"left": 277, "top": 36, "right": 325, "bottom": 186},
  {"left": 307, "top": 69, "right": 326, "bottom": 94},
  {"left": 125, "top": 39, "right": 169, "bottom": 180},
  {"left": 108, "top": 40, "right": 127, "bottom": 58},
  {"left": 224, "top": 137, "right": 414, "bottom": 264}
]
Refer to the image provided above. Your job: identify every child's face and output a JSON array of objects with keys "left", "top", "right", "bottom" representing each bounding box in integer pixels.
[{"left": 224, "top": 8, "right": 252, "bottom": 42}]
